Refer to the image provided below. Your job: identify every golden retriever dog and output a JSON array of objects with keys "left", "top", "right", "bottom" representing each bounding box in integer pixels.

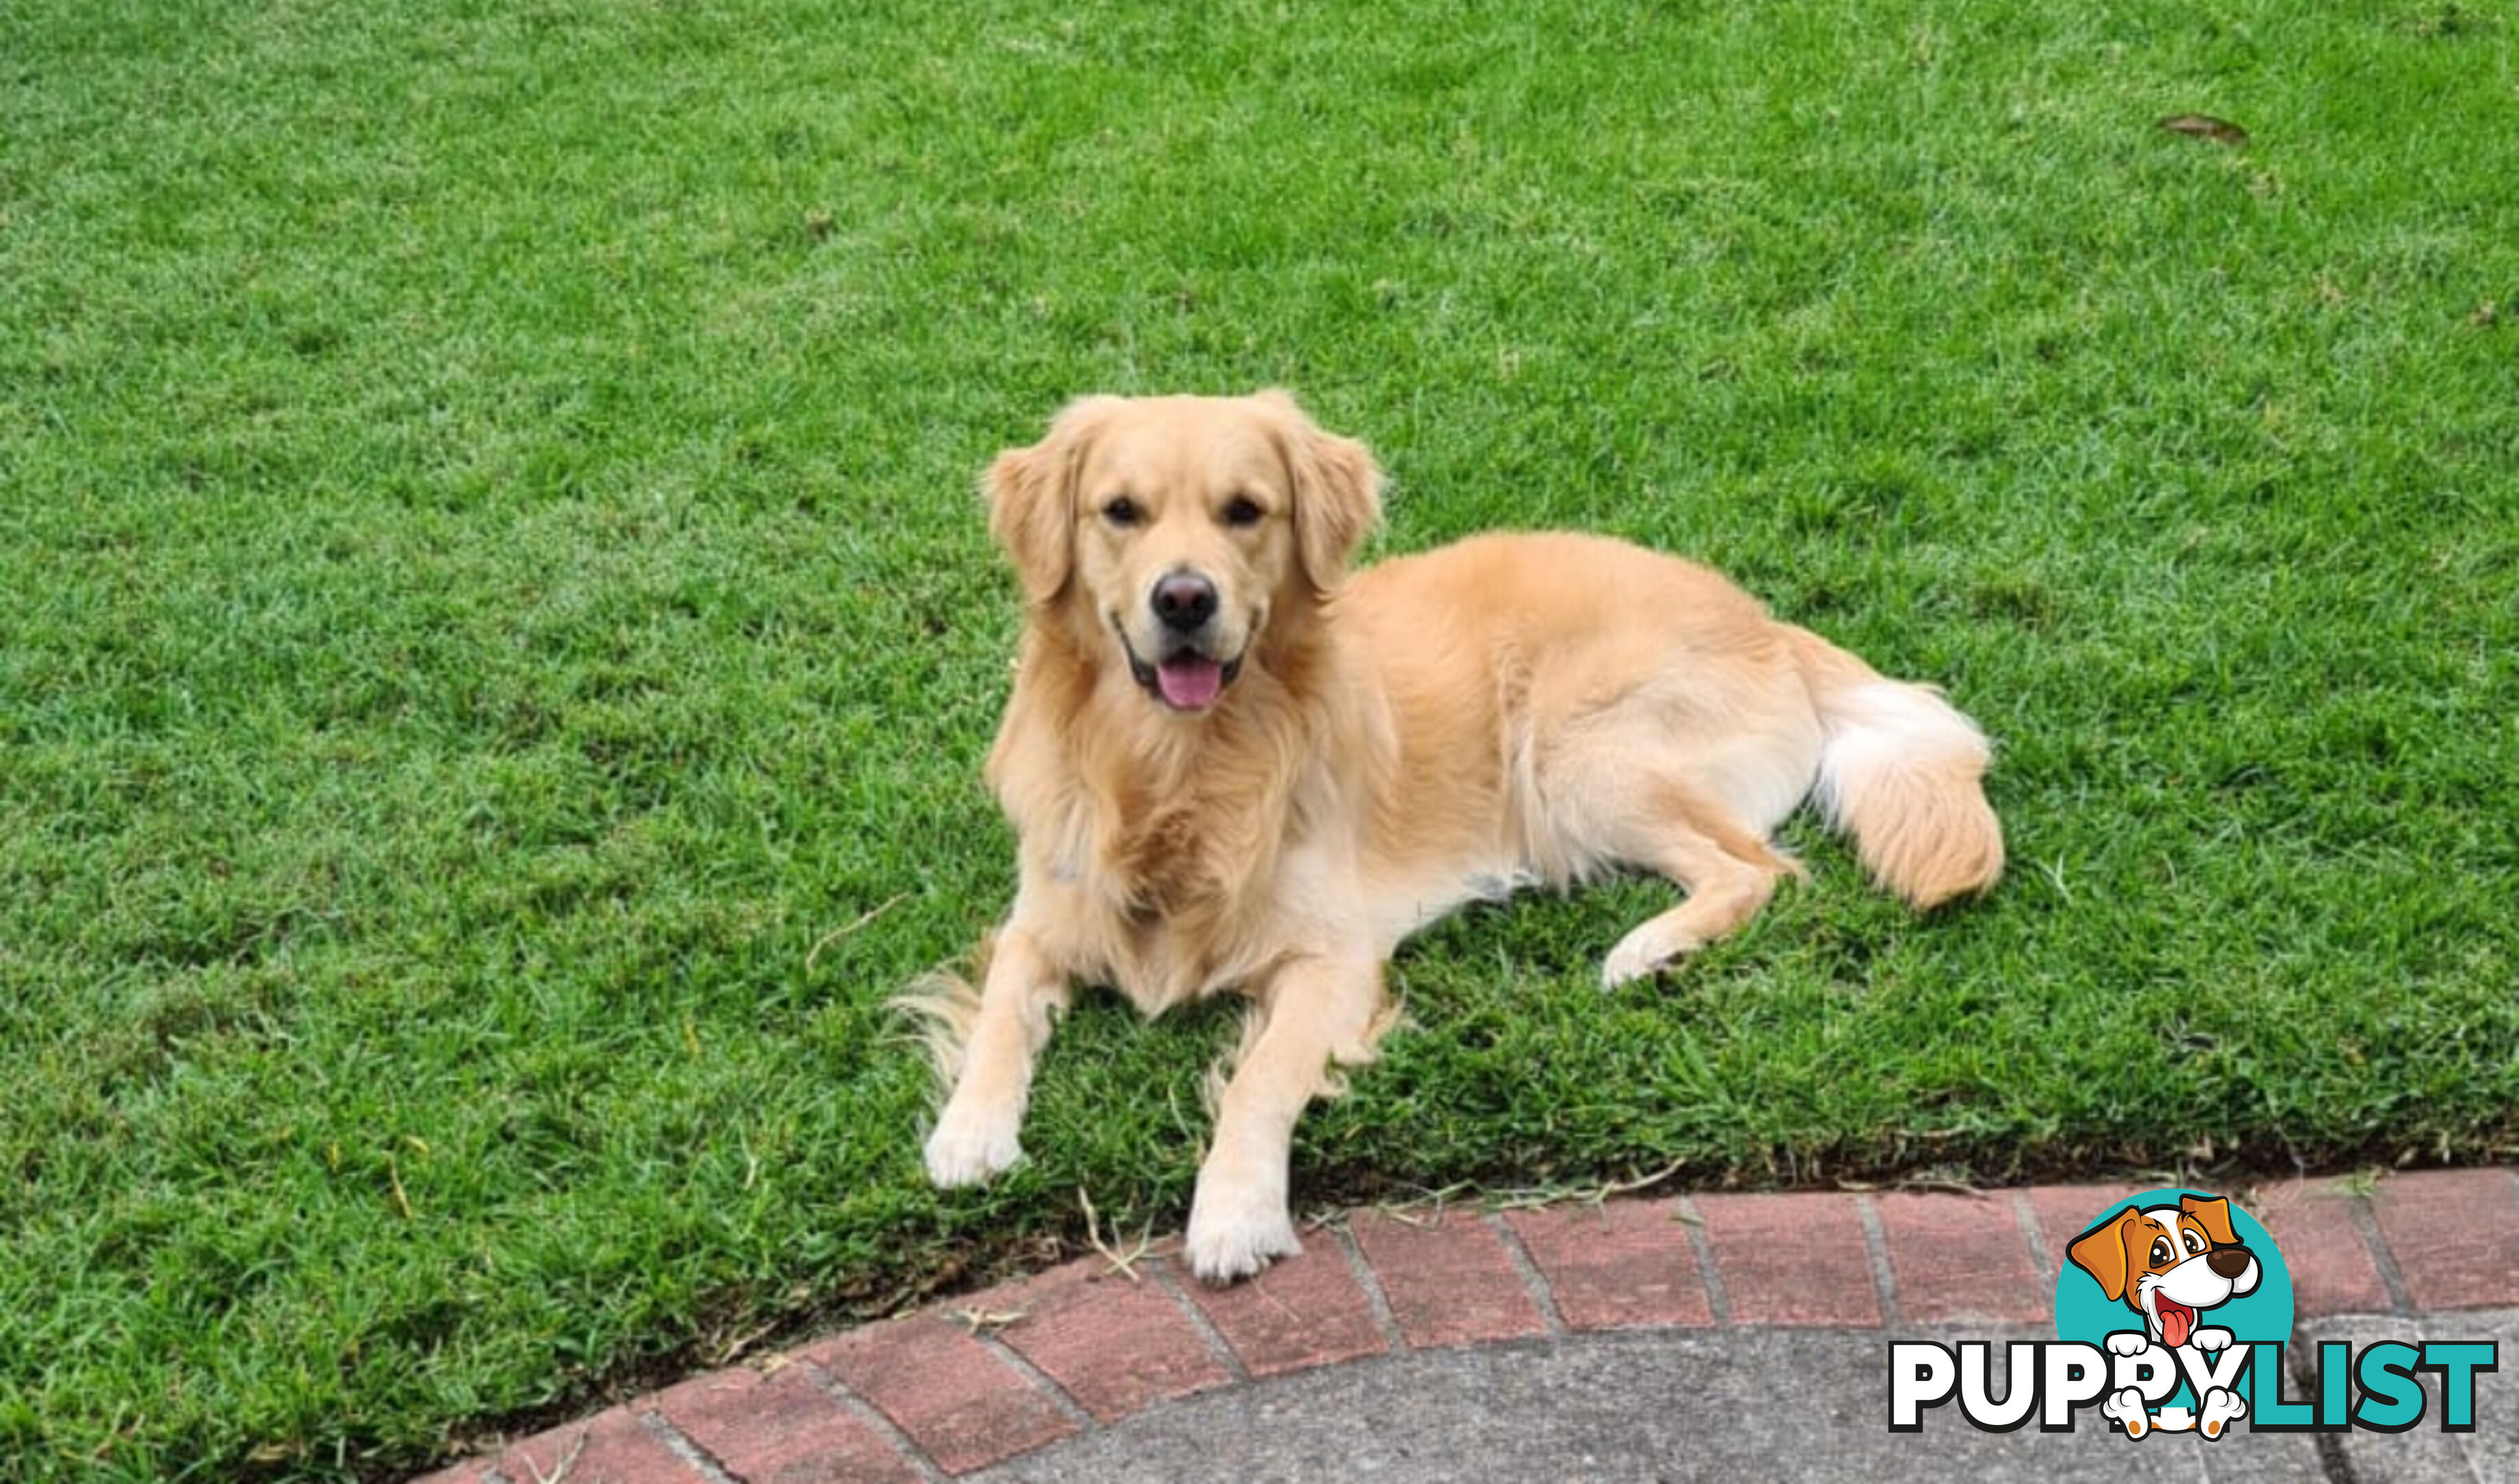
[{"left": 913, "top": 390, "right": 2003, "bottom": 1283}]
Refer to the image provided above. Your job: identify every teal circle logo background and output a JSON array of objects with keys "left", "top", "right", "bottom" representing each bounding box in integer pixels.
[{"left": 2054, "top": 1189, "right": 2294, "bottom": 1408}]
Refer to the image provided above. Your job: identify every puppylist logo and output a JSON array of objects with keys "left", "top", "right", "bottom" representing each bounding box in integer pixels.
[{"left": 1890, "top": 1189, "right": 2498, "bottom": 1439}]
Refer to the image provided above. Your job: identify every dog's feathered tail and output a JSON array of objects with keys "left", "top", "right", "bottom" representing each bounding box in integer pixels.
[
  {"left": 891, "top": 942, "right": 989, "bottom": 1097},
  {"left": 1793, "top": 628, "right": 2004, "bottom": 909}
]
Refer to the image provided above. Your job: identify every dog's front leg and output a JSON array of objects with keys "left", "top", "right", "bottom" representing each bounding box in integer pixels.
[
  {"left": 1185, "top": 952, "right": 1385, "bottom": 1285},
  {"left": 924, "top": 925, "right": 1069, "bottom": 1187}
]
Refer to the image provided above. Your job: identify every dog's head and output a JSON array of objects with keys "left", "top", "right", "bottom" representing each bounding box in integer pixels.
[
  {"left": 984, "top": 390, "right": 1382, "bottom": 715},
  {"left": 2065, "top": 1194, "right": 2261, "bottom": 1349}
]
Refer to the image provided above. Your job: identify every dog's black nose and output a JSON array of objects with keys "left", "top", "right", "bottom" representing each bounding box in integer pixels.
[
  {"left": 1152, "top": 572, "right": 1218, "bottom": 633},
  {"left": 2208, "top": 1244, "right": 2252, "bottom": 1279}
]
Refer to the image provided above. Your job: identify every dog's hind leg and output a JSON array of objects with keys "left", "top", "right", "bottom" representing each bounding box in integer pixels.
[
  {"left": 1520, "top": 693, "right": 1814, "bottom": 988},
  {"left": 920, "top": 923, "right": 1071, "bottom": 1187},
  {"left": 1589, "top": 778, "right": 1802, "bottom": 989},
  {"left": 1185, "top": 950, "right": 1389, "bottom": 1284}
]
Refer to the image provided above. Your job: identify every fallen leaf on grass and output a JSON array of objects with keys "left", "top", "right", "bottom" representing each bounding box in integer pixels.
[{"left": 2158, "top": 113, "right": 2250, "bottom": 145}]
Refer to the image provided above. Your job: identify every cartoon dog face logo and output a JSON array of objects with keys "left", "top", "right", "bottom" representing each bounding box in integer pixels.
[{"left": 2067, "top": 1193, "right": 2261, "bottom": 1349}]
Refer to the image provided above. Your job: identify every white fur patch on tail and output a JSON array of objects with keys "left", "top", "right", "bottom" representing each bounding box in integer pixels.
[
  {"left": 1813, "top": 681, "right": 2003, "bottom": 908},
  {"left": 1813, "top": 682, "right": 1984, "bottom": 822}
]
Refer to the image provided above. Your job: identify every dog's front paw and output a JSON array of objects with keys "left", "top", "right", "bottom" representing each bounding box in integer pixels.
[
  {"left": 2106, "top": 1331, "right": 2153, "bottom": 1358},
  {"left": 1184, "top": 1182, "right": 1301, "bottom": 1285},
  {"left": 924, "top": 1103, "right": 1024, "bottom": 1188},
  {"left": 2200, "top": 1386, "right": 2246, "bottom": 1439},
  {"left": 2191, "top": 1326, "right": 2234, "bottom": 1354}
]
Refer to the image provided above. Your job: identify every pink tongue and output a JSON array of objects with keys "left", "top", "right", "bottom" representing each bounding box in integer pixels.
[
  {"left": 2162, "top": 1303, "right": 2194, "bottom": 1349},
  {"left": 1156, "top": 655, "right": 1224, "bottom": 710}
]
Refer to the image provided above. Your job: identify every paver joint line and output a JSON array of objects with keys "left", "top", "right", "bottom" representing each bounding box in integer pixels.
[
  {"left": 2347, "top": 1185, "right": 2421, "bottom": 1316},
  {"left": 1484, "top": 1211, "right": 1571, "bottom": 1338},
  {"left": 636, "top": 1409, "right": 736, "bottom": 1484},
  {"left": 814, "top": 1363, "right": 952, "bottom": 1484},
  {"left": 1147, "top": 1259, "right": 1257, "bottom": 1386},
  {"left": 2009, "top": 1189, "right": 2056, "bottom": 1281},
  {"left": 1331, "top": 1219, "right": 1411, "bottom": 1353},
  {"left": 1853, "top": 1194, "right": 1904, "bottom": 1329},
  {"left": 1675, "top": 1195, "right": 1734, "bottom": 1327},
  {"left": 974, "top": 1329, "right": 1098, "bottom": 1430}
]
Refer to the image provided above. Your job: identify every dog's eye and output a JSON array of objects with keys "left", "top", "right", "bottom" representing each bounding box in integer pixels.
[
  {"left": 2151, "top": 1238, "right": 2173, "bottom": 1266},
  {"left": 2184, "top": 1230, "right": 2207, "bottom": 1255},
  {"left": 1222, "top": 495, "right": 1264, "bottom": 528},
  {"left": 1101, "top": 496, "right": 1141, "bottom": 527}
]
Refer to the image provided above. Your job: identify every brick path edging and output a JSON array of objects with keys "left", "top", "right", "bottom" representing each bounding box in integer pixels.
[{"left": 416, "top": 1169, "right": 2519, "bottom": 1483}]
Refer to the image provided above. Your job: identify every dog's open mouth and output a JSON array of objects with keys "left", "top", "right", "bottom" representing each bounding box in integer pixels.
[
  {"left": 1121, "top": 633, "right": 1244, "bottom": 712},
  {"left": 2155, "top": 1296, "right": 2197, "bottom": 1348}
]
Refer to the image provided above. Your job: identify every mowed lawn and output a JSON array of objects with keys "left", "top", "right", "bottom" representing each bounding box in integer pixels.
[{"left": 3, "top": 0, "right": 2514, "bottom": 1477}]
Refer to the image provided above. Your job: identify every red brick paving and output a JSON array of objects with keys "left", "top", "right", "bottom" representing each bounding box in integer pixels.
[
  {"left": 1874, "top": 1191, "right": 2050, "bottom": 1325},
  {"left": 2366, "top": 1167, "right": 2519, "bottom": 1312},
  {"left": 2252, "top": 1177, "right": 2395, "bottom": 1317},
  {"left": 415, "top": 1171, "right": 2519, "bottom": 1482},
  {"left": 1503, "top": 1198, "right": 1714, "bottom": 1331},
  {"left": 809, "top": 1313, "right": 1077, "bottom": 1475},
  {"left": 495, "top": 1407, "right": 688, "bottom": 1484},
  {"left": 1695, "top": 1191, "right": 1882, "bottom": 1325},
  {"left": 649, "top": 1361, "right": 923, "bottom": 1484},
  {"left": 1348, "top": 1209, "right": 1549, "bottom": 1348},
  {"left": 2024, "top": 1182, "right": 2148, "bottom": 1286},
  {"left": 990, "top": 1255, "right": 1234, "bottom": 1421},
  {"left": 1179, "top": 1232, "right": 1391, "bottom": 1377}
]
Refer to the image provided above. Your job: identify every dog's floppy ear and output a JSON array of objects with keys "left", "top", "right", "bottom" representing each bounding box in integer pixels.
[
  {"left": 1256, "top": 388, "right": 1382, "bottom": 592},
  {"left": 986, "top": 396, "right": 1117, "bottom": 606},
  {"left": 2066, "top": 1207, "right": 2143, "bottom": 1303},
  {"left": 2180, "top": 1194, "right": 2240, "bottom": 1247}
]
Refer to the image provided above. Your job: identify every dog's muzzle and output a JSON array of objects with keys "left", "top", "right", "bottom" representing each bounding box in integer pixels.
[{"left": 1122, "top": 571, "right": 1242, "bottom": 712}]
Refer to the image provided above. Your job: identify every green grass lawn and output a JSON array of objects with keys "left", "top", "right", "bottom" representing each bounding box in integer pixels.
[{"left": 4, "top": 0, "right": 2514, "bottom": 1476}]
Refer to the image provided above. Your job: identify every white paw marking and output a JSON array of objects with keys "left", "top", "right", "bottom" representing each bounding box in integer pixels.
[
  {"left": 2106, "top": 1330, "right": 2153, "bottom": 1358},
  {"left": 923, "top": 1103, "right": 1023, "bottom": 1188},
  {"left": 2192, "top": 1326, "right": 2234, "bottom": 1353},
  {"left": 1184, "top": 1182, "right": 1301, "bottom": 1285}
]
